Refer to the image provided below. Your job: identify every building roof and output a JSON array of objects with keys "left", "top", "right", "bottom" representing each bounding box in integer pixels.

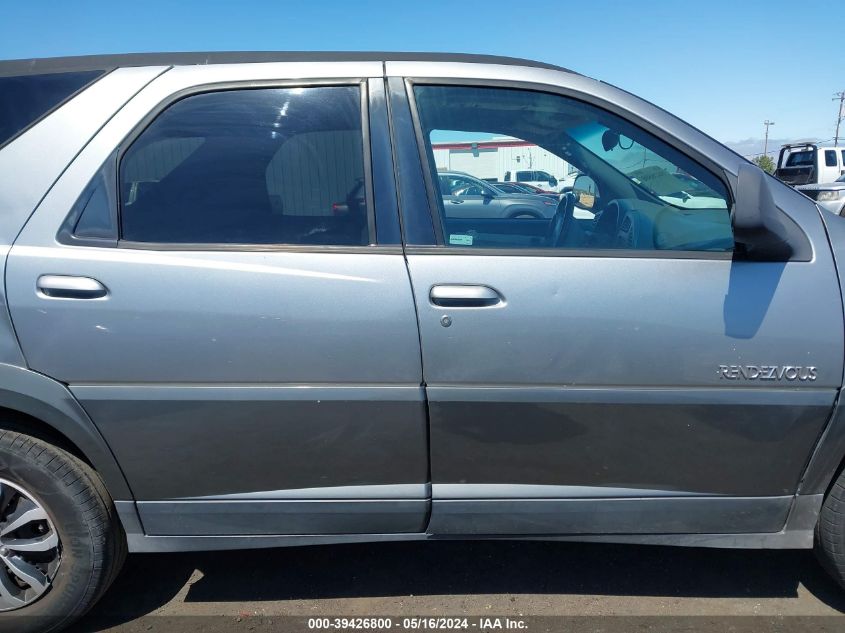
[{"left": 0, "top": 52, "right": 575, "bottom": 77}]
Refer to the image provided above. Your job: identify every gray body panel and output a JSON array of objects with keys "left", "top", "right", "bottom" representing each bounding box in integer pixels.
[
  {"left": 9, "top": 248, "right": 422, "bottom": 384},
  {"left": 70, "top": 385, "right": 428, "bottom": 502},
  {"left": 138, "top": 500, "right": 428, "bottom": 535},
  {"left": 425, "top": 387, "right": 833, "bottom": 497},
  {"left": 1, "top": 54, "right": 844, "bottom": 549},
  {"left": 428, "top": 496, "right": 791, "bottom": 535}
]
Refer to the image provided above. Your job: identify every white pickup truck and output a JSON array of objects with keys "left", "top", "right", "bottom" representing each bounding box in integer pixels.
[{"left": 775, "top": 142, "right": 845, "bottom": 186}]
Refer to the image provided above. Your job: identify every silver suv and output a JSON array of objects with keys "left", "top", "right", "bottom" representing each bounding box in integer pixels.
[
  {"left": 438, "top": 171, "right": 559, "bottom": 220},
  {"left": 2, "top": 52, "right": 845, "bottom": 632}
]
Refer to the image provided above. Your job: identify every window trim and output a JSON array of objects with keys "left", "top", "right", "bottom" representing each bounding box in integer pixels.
[
  {"left": 109, "top": 78, "right": 379, "bottom": 251},
  {"left": 402, "top": 77, "right": 737, "bottom": 259},
  {"left": 404, "top": 245, "right": 733, "bottom": 260}
]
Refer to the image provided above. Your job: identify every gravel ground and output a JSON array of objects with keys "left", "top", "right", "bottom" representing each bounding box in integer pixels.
[{"left": 64, "top": 540, "right": 845, "bottom": 632}]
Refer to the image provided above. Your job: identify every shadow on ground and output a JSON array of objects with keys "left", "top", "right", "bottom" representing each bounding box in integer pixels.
[{"left": 70, "top": 540, "right": 845, "bottom": 630}]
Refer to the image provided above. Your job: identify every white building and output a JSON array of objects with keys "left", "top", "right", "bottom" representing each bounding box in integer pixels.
[{"left": 431, "top": 136, "right": 577, "bottom": 187}]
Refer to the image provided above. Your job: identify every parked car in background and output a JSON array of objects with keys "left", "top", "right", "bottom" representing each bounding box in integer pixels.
[
  {"left": 6, "top": 51, "right": 845, "bottom": 633},
  {"left": 507, "top": 181, "right": 558, "bottom": 195},
  {"left": 775, "top": 142, "right": 845, "bottom": 186},
  {"left": 503, "top": 169, "right": 563, "bottom": 192},
  {"left": 492, "top": 181, "right": 560, "bottom": 200},
  {"left": 437, "top": 171, "right": 559, "bottom": 220},
  {"left": 797, "top": 174, "right": 845, "bottom": 216},
  {"left": 489, "top": 181, "right": 534, "bottom": 194}
]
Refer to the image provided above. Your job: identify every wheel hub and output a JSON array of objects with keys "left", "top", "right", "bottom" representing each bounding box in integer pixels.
[{"left": 0, "top": 478, "right": 61, "bottom": 611}]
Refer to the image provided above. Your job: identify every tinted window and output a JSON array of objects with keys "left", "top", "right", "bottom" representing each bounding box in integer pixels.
[
  {"left": 786, "top": 151, "right": 815, "bottom": 167},
  {"left": 60, "top": 154, "right": 119, "bottom": 243},
  {"left": 415, "top": 85, "right": 732, "bottom": 252},
  {"left": 74, "top": 167, "right": 117, "bottom": 239},
  {"left": 826, "top": 150, "right": 838, "bottom": 167},
  {"left": 120, "top": 86, "right": 369, "bottom": 245},
  {"left": 0, "top": 71, "right": 104, "bottom": 148}
]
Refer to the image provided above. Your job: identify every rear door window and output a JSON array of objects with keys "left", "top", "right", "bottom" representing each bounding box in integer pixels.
[
  {"left": 119, "top": 86, "right": 371, "bottom": 246},
  {"left": 0, "top": 70, "right": 105, "bottom": 148}
]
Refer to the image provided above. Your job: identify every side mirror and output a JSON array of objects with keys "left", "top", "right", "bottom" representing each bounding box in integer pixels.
[
  {"left": 549, "top": 176, "right": 558, "bottom": 187},
  {"left": 572, "top": 174, "right": 598, "bottom": 210},
  {"left": 732, "top": 163, "right": 794, "bottom": 261}
]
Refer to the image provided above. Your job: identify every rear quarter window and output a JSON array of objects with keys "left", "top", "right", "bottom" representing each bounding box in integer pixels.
[{"left": 0, "top": 70, "right": 105, "bottom": 148}]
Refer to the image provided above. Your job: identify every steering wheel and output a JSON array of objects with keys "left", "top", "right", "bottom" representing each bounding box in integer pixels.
[{"left": 545, "top": 192, "right": 576, "bottom": 248}]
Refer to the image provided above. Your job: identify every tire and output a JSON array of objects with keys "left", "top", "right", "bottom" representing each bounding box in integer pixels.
[{"left": 0, "top": 428, "right": 126, "bottom": 633}]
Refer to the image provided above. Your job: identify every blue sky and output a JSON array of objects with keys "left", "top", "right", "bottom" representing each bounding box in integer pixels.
[{"left": 0, "top": 0, "right": 840, "bottom": 149}]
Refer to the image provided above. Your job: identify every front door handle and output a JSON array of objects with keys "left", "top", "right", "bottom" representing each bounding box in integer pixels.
[
  {"left": 430, "top": 285, "right": 502, "bottom": 308},
  {"left": 449, "top": 199, "right": 464, "bottom": 204},
  {"left": 37, "top": 275, "right": 108, "bottom": 299}
]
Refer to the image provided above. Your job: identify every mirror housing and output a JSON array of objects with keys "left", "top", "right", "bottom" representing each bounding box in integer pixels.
[
  {"left": 549, "top": 176, "right": 558, "bottom": 187},
  {"left": 732, "top": 163, "right": 795, "bottom": 261}
]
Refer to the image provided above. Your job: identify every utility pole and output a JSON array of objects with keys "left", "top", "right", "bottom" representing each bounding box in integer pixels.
[
  {"left": 834, "top": 91, "right": 845, "bottom": 147},
  {"left": 763, "top": 120, "right": 775, "bottom": 157}
]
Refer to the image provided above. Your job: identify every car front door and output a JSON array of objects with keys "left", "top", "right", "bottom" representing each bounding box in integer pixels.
[
  {"left": 390, "top": 72, "right": 843, "bottom": 537},
  {"left": 6, "top": 64, "right": 429, "bottom": 536},
  {"left": 441, "top": 175, "right": 500, "bottom": 219}
]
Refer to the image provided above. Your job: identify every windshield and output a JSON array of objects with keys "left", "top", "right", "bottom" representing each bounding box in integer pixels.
[{"left": 568, "top": 122, "right": 727, "bottom": 209}]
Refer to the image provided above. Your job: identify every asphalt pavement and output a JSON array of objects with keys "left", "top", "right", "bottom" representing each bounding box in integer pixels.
[{"left": 65, "top": 540, "right": 845, "bottom": 632}]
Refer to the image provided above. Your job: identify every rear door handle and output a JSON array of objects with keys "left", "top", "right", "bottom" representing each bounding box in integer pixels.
[
  {"left": 37, "top": 275, "right": 108, "bottom": 299},
  {"left": 430, "top": 285, "right": 503, "bottom": 308}
]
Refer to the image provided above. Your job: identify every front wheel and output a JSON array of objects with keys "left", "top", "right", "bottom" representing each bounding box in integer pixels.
[{"left": 0, "top": 428, "right": 126, "bottom": 633}]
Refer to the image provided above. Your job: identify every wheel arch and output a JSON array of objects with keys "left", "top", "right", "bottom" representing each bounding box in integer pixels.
[
  {"left": 797, "top": 393, "right": 845, "bottom": 501},
  {"left": 0, "top": 363, "right": 132, "bottom": 500},
  {"left": 505, "top": 205, "right": 543, "bottom": 219}
]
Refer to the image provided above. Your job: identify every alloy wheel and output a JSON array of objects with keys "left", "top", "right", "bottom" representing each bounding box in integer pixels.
[{"left": 0, "top": 478, "right": 61, "bottom": 611}]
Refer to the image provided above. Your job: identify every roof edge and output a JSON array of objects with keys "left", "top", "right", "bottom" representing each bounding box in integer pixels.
[{"left": 0, "top": 51, "right": 576, "bottom": 77}]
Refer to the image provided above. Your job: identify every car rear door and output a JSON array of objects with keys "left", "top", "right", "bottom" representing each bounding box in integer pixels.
[
  {"left": 388, "top": 64, "right": 843, "bottom": 537},
  {"left": 6, "top": 62, "right": 429, "bottom": 537}
]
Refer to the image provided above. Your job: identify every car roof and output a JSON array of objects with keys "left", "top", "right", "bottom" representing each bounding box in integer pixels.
[{"left": 0, "top": 52, "right": 575, "bottom": 77}]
